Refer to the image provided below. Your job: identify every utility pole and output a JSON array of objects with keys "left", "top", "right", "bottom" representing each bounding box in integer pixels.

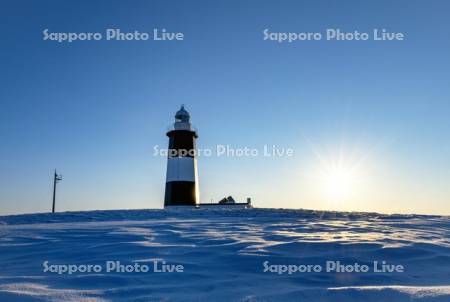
[{"left": 52, "top": 169, "right": 62, "bottom": 213}]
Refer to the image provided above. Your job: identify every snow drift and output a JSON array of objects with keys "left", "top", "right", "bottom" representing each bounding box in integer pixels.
[{"left": 0, "top": 208, "right": 449, "bottom": 301}]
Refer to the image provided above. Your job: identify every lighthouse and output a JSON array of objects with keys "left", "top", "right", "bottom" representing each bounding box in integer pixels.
[{"left": 164, "top": 105, "right": 199, "bottom": 206}]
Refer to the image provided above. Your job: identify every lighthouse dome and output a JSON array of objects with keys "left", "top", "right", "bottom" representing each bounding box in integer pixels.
[{"left": 175, "top": 105, "right": 190, "bottom": 122}]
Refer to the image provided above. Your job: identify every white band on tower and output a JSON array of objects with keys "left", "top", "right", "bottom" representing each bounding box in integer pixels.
[{"left": 166, "top": 157, "right": 197, "bottom": 182}]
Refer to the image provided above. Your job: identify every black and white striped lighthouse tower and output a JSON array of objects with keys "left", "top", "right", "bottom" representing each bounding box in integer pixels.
[{"left": 164, "top": 105, "right": 199, "bottom": 206}]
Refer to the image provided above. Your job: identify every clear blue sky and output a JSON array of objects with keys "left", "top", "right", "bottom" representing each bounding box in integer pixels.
[{"left": 1, "top": 0, "right": 449, "bottom": 215}]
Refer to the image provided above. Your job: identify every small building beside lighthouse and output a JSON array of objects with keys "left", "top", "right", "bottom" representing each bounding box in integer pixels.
[{"left": 164, "top": 105, "right": 199, "bottom": 206}]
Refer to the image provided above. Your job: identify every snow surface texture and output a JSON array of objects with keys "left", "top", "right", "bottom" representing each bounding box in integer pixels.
[{"left": 0, "top": 208, "right": 449, "bottom": 301}]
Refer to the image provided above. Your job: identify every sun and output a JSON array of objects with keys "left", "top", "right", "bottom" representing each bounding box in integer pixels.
[
  {"left": 323, "top": 166, "right": 356, "bottom": 201},
  {"left": 303, "top": 139, "right": 371, "bottom": 206},
  {"left": 312, "top": 155, "right": 364, "bottom": 203}
]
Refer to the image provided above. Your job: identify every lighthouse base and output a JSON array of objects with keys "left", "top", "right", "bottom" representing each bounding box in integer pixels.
[
  {"left": 164, "top": 181, "right": 197, "bottom": 206},
  {"left": 164, "top": 203, "right": 252, "bottom": 210},
  {"left": 198, "top": 203, "right": 252, "bottom": 209}
]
